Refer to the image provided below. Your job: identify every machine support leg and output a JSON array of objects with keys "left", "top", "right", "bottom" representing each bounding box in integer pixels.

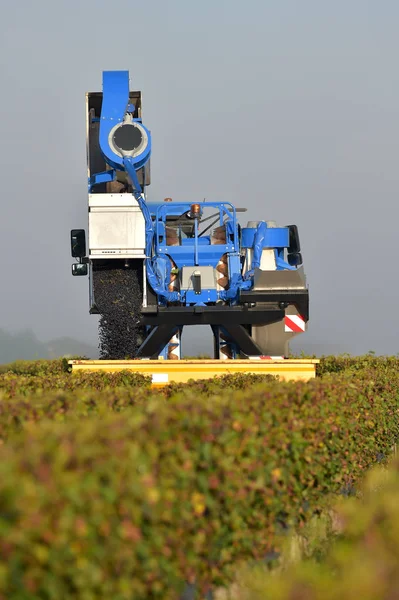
[
  {"left": 223, "top": 325, "right": 264, "bottom": 356},
  {"left": 211, "top": 325, "right": 237, "bottom": 359},
  {"left": 211, "top": 325, "right": 222, "bottom": 359},
  {"left": 159, "top": 327, "right": 182, "bottom": 360},
  {"left": 136, "top": 325, "right": 178, "bottom": 358}
]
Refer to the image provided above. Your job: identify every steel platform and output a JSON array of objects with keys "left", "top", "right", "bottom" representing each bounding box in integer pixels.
[{"left": 68, "top": 359, "right": 320, "bottom": 387}]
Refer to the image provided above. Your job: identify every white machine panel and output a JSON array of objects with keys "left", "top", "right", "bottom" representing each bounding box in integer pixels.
[
  {"left": 88, "top": 194, "right": 146, "bottom": 258},
  {"left": 181, "top": 266, "right": 217, "bottom": 289}
]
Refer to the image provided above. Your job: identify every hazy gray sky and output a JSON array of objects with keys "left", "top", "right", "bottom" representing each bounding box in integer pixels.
[{"left": 1, "top": 0, "right": 398, "bottom": 356}]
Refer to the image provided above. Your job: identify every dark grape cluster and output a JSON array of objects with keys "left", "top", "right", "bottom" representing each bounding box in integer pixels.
[{"left": 92, "top": 265, "right": 145, "bottom": 359}]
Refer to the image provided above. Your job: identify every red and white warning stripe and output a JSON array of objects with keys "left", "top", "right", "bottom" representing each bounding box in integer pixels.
[
  {"left": 284, "top": 315, "right": 306, "bottom": 333},
  {"left": 248, "top": 356, "right": 285, "bottom": 360}
]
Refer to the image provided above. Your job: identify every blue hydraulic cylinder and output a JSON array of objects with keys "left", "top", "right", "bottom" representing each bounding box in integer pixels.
[{"left": 241, "top": 226, "right": 289, "bottom": 249}]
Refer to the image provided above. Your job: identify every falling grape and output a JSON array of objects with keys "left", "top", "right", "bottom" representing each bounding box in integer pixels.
[{"left": 92, "top": 262, "right": 145, "bottom": 359}]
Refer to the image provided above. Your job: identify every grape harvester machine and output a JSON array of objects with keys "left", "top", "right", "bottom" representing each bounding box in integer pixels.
[{"left": 69, "top": 71, "right": 318, "bottom": 384}]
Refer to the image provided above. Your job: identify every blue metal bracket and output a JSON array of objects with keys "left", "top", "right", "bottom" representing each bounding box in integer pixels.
[{"left": 88, "top": 169, "right": 116, "bottom": 192}]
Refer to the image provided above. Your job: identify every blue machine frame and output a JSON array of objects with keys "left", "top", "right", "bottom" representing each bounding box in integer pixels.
[{"left": 87, "top": 70, "right": 297, "bottom": 309}]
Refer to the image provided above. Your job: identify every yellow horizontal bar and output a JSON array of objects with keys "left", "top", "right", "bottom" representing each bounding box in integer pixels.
[
  {"left": 69, "top": 359, "right": 319, "bottom": 386},
  {"left": 70, "top": 359, "right": 319, "bottom": 365}
]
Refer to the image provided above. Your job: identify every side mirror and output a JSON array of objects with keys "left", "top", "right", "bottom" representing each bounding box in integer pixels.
[
  {"left": 288, "top": 252, "right": 302, "bottom": 267},
  {"left": 286, "top": 225, "right": 301, "bottom": 254},
  {"left": 71, "top": 229, "right": 86, "bottom": 258},
  {"left": 72, "top": 263, "right": 88, "bottom": 276}
]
